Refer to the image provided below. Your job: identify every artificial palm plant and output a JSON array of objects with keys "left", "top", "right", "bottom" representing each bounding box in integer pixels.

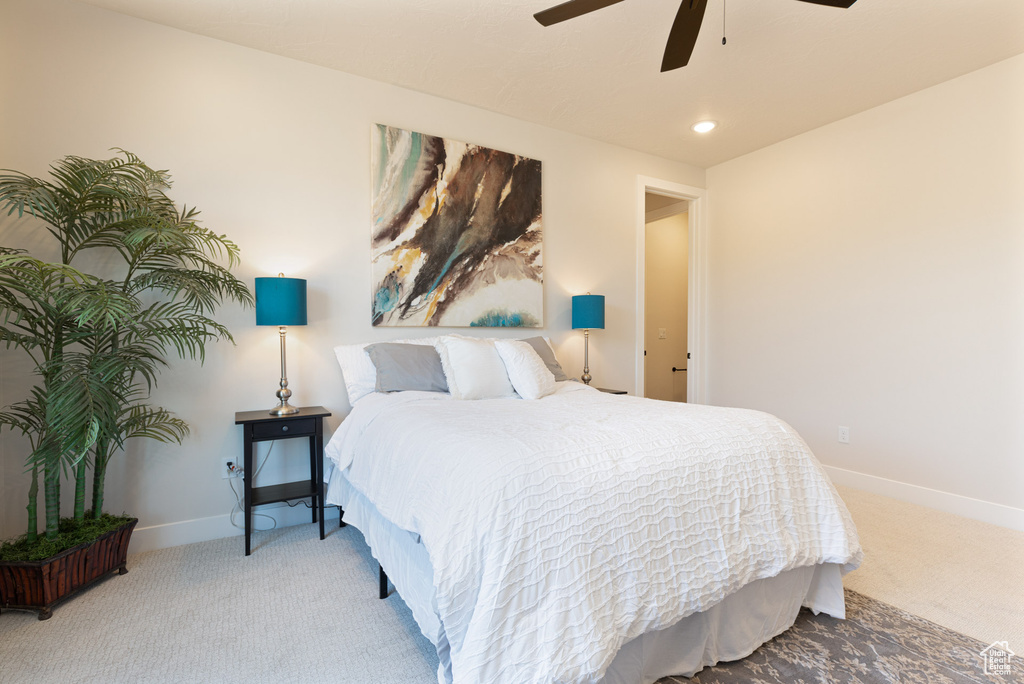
[{"left": 0, "top": 150, "right": 252, "bottom": 551}]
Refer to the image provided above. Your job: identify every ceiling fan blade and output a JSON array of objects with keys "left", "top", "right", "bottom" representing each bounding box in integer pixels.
[
  {"left": 534, "top": 0, "right": 625, "bottom": 27},
  {"left": 661, "top": 0, "right": 707, "bottom": 72},
  {"left": 793, "top": 0, "right": 857, "bottom": 7}
]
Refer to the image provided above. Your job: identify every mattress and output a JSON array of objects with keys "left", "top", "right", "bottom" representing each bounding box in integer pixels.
[{"left": 325, "top": 383, "right": 861, "bottom": 683}]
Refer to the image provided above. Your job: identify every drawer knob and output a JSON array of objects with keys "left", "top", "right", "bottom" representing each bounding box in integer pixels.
[{"left": 281, "top": 425, "right": 289, "bottom": 432}]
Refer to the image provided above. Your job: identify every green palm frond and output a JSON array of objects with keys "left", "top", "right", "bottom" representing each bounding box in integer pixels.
[
  {"left": 38, "top": 352, "right": 124, "bottom": 454},
  {"left": 0, "top": 398, "right": 46, "bottom": 449},
  {"left": 1, "top": 152, "right": 174, "bottom": 262},
  {"left": 17, "top": 385, "right": 99, "bottom": 477},
  {"left": 116, "top": 300, "right": 232, "bottom": 359},
  {"left": 120, "top": 215, "right": 252, "bottom": 312},
  {"left": 114, "top": 404, "right": 189, "bottom": 446}
]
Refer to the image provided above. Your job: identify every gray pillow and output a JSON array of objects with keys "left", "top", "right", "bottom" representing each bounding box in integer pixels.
[
  {"left": 521, "top": 337, "right": 569, "bottom": 382},
  {"left": 365, "top": 343, "right": 449, "bottom": 393}
]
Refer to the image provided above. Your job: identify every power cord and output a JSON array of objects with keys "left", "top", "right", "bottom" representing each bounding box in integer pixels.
[
  {"left": 226, "top": 441, "right": 343, "bottom": 528},
  {"left": 227, "top": 442, "right": 278, "bottom": 532}
]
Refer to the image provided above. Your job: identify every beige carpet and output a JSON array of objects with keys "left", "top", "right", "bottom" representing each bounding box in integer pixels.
[
  {"left": 837, "top": 485, "right": 1024, "bottom": 649},
  {"left": 0, "top": 522, "right": 439, "bottom": 683},
  {"left": 2, "top": 488, "right": 1021, "bottom": 682}
]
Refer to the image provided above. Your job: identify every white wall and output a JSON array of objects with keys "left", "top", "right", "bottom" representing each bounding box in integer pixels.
[
  {"left": 706, "top": 53, "right": 1024, "bottom": 526},
  {"left": 0, "top": 0, "right": 704, "bottom": 550}
]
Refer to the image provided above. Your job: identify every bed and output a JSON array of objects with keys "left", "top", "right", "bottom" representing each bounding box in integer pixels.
[{"left": 324, "top": 336, "right": 861, "bottom": 684}]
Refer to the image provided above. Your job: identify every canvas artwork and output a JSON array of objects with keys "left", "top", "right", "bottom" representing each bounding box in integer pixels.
[{"left": 371, "top": 124, "right": 543, "bottom": 327}]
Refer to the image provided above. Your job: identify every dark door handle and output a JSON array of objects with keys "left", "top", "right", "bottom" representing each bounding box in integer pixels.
[{"left": 672, "top": 367, "right": 687, "bottom": 372}]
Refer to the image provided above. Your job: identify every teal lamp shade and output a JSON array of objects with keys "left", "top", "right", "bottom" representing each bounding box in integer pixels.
[
  {"left": 255, "top": 277, "right": 307, "bottom": 326},
  {"left": 572, "top": 294, "right": 605, "bottom": 330}
]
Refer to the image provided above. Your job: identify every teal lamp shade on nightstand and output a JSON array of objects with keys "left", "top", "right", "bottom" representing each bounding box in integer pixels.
[
  {"left": 256, "top": 277, "right": 307, "bottom": 327},
  {"left": 572, "top": 294, "right": 605, "bottom": 385},
  {"left": 571, "top": 294, "right": 605, "bottom": 331},
  {"left": 256, "top": 275, "right": 307, "bottom": 415}
]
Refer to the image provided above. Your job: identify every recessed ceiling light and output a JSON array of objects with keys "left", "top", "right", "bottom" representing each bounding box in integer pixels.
[{"left": 691, "top": 120, "right": 717, "bottom": 134}]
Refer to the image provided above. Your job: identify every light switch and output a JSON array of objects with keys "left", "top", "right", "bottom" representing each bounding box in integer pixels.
[{"left": 658, "top": 328, "right": 667, "bottom": 339}]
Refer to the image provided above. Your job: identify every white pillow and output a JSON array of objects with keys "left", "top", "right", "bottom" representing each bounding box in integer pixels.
[
  {"left": 494, "top": 339, "right": 556, "bottom": 400},
  {"left": 435, "top": 336, "right": 516, "bottom": 400},
  {"left": 334, "top": 336, "right": 440, "bottom": 405}
]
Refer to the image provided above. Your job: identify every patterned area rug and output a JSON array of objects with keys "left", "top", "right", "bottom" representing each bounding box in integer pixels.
[{"left": 660, "top": 590, "right": 1019, "bottom": 684}]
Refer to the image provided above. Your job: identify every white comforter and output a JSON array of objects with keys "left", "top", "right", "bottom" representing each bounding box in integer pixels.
[{"left": 326, "top": 383, "right": 861, "bottom": 684}]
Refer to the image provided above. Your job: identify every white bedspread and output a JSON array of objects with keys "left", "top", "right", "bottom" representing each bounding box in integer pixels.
[{"left": 326, "top": 384, "right": 862, "bottom": 684}]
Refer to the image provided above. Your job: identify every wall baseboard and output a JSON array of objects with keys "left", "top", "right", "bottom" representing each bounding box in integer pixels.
[
  {"left": 128, "top": 503, "right": 342, "bottom": 555},
  {"left": 824, "top": 465, "right": 1024, "bottom": 533}
]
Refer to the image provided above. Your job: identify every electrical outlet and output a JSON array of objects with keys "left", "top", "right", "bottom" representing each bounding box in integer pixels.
[
  {"left": 222, "top": 457, "right": 243, "bottom": 479},
  {"left": 838, "top": 426, "right": 850, "bottom": 444}
]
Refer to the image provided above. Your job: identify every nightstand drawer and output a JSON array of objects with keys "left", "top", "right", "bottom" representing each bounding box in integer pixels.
[{"left": 252, "top": 418, "right": 316, "bottom": 439}]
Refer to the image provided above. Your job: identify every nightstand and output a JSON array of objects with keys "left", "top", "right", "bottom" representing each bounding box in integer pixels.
[
  {"left": 596, "top": 387, "right": 627, "bottom": 395},
  {"left": 234, "top": 406, "right": 331, "bottom": 556}
]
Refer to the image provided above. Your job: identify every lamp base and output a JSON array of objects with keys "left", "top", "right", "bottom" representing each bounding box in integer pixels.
[
  {"left": 581, "top": 328, "right": 592, "bottom": 385},
  {"left": 269, "top": 325, "right": 300, "bottom": 415},
  {"left": 269, "top": 403, "right": 300, "bottom": 416},
  {"left": 270, "top": 386, "right": 299, "bottom": 416}
]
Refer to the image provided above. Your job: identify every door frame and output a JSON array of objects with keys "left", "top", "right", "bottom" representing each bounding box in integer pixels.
[{"left": 635, "top": 176, "right": 708, "bottom": 404}]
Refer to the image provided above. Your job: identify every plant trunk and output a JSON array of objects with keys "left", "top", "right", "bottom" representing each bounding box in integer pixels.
[
  {"left": 44, "top": 462, "right": 60, "bottom": 540},
  {"left": 26, "top": 466, "right": 39, "bottom": 543},
  {"left": 91, "top": 438, "right": 109, "bottom": 518},
  {"left": 44, "top": 325, "right": 64, "bottom": 538},
  {"left": 74, "top": 458, "right": 87, "bottom": 520}
]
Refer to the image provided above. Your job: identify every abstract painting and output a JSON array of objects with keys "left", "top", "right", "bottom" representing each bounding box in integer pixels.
[{"left": 371, "top": 124, "right": 543, "bottom": 327}]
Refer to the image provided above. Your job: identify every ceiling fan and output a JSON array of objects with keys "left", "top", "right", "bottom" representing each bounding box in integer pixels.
[{"left": 534, "top": 0, "right": 858, "bottom": 72}]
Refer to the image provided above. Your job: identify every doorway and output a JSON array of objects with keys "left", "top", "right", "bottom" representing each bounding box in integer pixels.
[
  {"left": 634, "top": 176, "right": 707, "bottom": 404},
  {"left": 644, "top": 194, "right": 689, "bottom": 402}
]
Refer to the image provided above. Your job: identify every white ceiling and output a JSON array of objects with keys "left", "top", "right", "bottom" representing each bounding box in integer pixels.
[{"left": 73, "top": 0, "right": 1024, "bottom": 168}]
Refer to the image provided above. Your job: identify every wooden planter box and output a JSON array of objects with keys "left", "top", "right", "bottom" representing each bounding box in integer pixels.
[{"left": 0, "top": 518, "right": 138, "bottom": 620}]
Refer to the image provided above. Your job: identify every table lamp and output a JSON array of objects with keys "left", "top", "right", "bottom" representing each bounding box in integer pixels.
[
  {"left": 572, "top": 293, "right": 605, "bottom": 385},
  {"left": 255, "top": 274, "right": 307, "bottom": 415}
]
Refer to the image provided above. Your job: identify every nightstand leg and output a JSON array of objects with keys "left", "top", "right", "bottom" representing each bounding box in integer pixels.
[
  {"left": 314, "top": 427, "right": 325, "bottom": 541},
  {"left": 243, "top": 427, "right": 253, "bottom": 556},
  {"left": 308, "top": 435, "right": 317, "bottom": 525}
]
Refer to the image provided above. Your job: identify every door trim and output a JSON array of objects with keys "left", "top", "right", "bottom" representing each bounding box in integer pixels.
[{"left": 635, "top": 176, "right": 708, "bottom": 404}]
